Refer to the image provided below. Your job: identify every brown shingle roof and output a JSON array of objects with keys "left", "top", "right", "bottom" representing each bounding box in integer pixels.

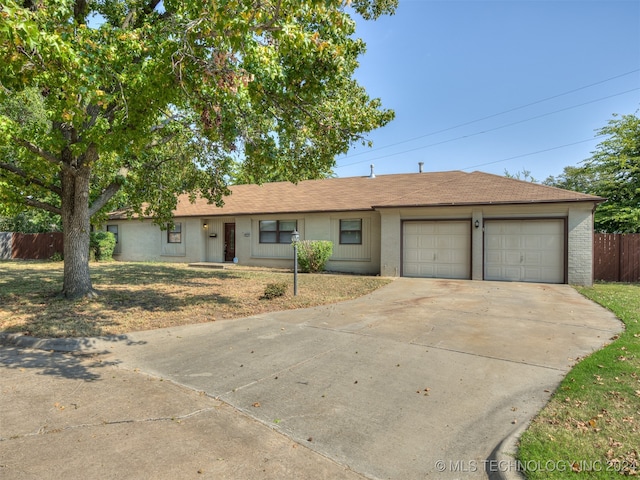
[{"left": 110, "top": 170, "right": 604, "bottom": 219}]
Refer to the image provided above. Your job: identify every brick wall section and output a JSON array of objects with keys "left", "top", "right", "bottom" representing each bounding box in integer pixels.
[{"left": 567, "top": 208, "right": 594, "bottom": 286}]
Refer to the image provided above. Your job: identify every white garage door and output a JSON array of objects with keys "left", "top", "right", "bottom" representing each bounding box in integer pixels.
[
  {"left": 403, "top": 221, "right": 471, "bottom": 279},
  {"left": 484, "top": 219, "right": 565, "bottom": 283}
]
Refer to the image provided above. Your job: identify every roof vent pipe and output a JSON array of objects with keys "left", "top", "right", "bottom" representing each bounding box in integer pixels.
[
  {"left": 418, "top": 162, "right": 424, "bottom": 173},
  {"left": 369, "top": 164, "right": 376, "bottom": 178}
]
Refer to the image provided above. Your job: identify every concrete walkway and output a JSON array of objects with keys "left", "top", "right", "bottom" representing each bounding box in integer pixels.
[{"left": 1, "top": 279, "right": 622, "bottom": 479}]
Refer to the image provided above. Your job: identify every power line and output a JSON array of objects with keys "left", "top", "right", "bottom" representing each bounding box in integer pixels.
[
  {"left": 459, "top": 138, "right": 598, "bottom": 172},
  {"left": 337, "top": 68, "right": 640, "bottom": 164},
  {"left": 338, "top": 87, "right": 640, "bottom": 167}
]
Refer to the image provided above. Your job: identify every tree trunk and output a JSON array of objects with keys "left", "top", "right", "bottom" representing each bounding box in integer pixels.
[{"left": 61, "top": 164, "right": 96, "bottom": 299}]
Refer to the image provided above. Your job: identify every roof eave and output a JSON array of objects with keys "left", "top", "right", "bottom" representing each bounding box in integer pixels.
[
  {"left": 372, "top": 198, "right": 605, "bottom": 209},
  {"left": 109, "top": 207, "right": 377, "bottom": 220}
]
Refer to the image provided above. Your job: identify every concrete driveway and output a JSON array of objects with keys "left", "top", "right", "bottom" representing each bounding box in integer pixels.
[{"left": 84, "top": 278, "right": 621, "bottom": 480}]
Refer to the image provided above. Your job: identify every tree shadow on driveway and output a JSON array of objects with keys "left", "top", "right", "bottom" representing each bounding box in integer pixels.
[{"left": 0, "top": 346, "right": 109, "bottom": 381}]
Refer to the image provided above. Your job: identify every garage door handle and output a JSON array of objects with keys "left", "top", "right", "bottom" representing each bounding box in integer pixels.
[{"left": 520, "top": 254, "right": 524, "bottom": 263}]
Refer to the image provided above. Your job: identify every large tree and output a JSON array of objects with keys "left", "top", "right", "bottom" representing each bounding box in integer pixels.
[
  {"left": 544, "top": 113, "right": 640, "bottom": 233},
  {"left": 0, "top": 0, "right": 396, "bottom": 298}
]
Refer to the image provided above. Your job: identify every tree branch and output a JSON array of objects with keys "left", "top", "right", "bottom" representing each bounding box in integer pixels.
[
  {"left": 88, "top": 181, "right": 123, "bottom": 217},
  {"left": 253, "top": 0, "right": 283, "bottom": 33},
  {"left": 122, "top": 0, "right": 164, "bottom": 29},
  {"left": 14, "top": 138, "right": 61, "bottom": 166},
  {"left": 24, "top": 197, "right": 62, "bottom": 216},
  {"left": 0, "top": 162, "right": 63, "bottom": 195},
  {"left": 73, "top": 0, "right": 88, "bottom": 24},
  {"left": 145, "top": 132, "right": 177, "bottom": 150},
  {"left": 88, "top": 168, "right": 128, "bottom": 217},
  {"left": 143, "top": 0, "right": 163, "bottom": 16}
]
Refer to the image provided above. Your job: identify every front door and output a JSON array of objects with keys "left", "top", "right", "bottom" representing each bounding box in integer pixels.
[{"left": 224, "top": 223, "right": 236, "bottom": 262}]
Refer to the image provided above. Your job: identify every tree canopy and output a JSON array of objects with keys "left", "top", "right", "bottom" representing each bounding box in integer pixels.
[
  {"left": 0, "top": 0, "right": 396, "bottom": 297},
  {"left": 544, "top": 113, "right": 640, "bottom": 233}
]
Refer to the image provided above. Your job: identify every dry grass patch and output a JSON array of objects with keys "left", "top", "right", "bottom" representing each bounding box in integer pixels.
[{"left": 0, "top": 261, "right": 391, "bottom": 338}]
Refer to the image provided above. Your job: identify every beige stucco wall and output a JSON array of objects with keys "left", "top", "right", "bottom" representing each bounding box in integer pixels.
[
  {"left": 108, "top": 201, "right": 594, "bottom": 285},
  {"left": 107, "top": 217, "right": 207, "bottom": 263},
  {"left": 109, "top": 211, "right": 381, "bottom": 275},
  {"left": 236, "top": 211, "right": 381, "bottom": 274}
]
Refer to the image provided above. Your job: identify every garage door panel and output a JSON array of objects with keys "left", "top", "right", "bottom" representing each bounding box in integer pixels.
[
  {"left": 403, "top": 264, "right": 418, "bottom": 276},
  {"left": 405, "top": 235, "right": 418, "bottom": 249},
  {"left": 485, "top": 236, "right": 502, "bottom": 250},
  {"left": 441, "top": 222, "right": 469, "bottom": 234},
  {"left": 484, "top": 219, "right": 564, "bottom": 284},
  {"left": 419, "top": 223, "right": 436, "bottom": 235},
  {"left": 419, "top": 265, "right": 437, "bottom": 276},
  {"left": 523, "top": 252, "right": 543, "bottom": 266},
  {"left": 446, "top": 264, "right": 471, "bottom": 278},
  {"left": 419, "top": 237, "right": 436, "bottom": 248},
  {"left": 522, "top": 236, "right": 539, "bottom": 248},
  {"left": 404, "top": 249, "right": 419, "bottom": 262},
  {"left": 403, "top": 221, "right": 471, "bottom": 280},
  {"left": 418, "top": 250, "right": 436, "bottom": 262},
  {"left": 503, "top": 251, "right": 522, "bottom": 265},
  {"left": 522, "top": 268, "right": 546, "bottom": 283},
  {"left": 502, "top": 266, "right": 523, "bottom": 281},
  {"left": 504, "top": 237, "right": 522, "bottom": 249},
  {"left": 485, "top": 251, "right": 502, "bottom": 264},
  {"left": 404, "top": 223, "right": 420, "bottom": 235}
]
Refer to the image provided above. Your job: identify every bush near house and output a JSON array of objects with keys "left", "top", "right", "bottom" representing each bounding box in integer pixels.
[
  {"left": 297, "top": 240, "right": 333, "bottom": 273},
  {"left": 90, "top": 231, "right": 116, "bottom": 261}
]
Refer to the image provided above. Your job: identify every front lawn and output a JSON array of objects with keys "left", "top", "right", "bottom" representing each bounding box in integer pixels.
[
  {"left": 517, "top": 283, "right": 639, "bottom": 478},
  {"left": 0, "top": 261, "right": 390, "bottom": 338}
]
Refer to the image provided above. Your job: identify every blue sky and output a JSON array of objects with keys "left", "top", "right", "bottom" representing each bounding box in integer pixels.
[{"left": 335, "top": 0, "right": 640, "bottom": 181}]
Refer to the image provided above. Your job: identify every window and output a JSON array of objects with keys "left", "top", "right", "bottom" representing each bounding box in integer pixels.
[
  {"left": 259, "top": 220, "right": 297, "bottom": 244},
  {"left": 106, "top": 225, "right": 118, "bottom": 244},
  {"left": 167, "top": 222, "right": 182, "bottom": 243},
  {"left": 340, "top": 219, "right": 362, "bottom": 245}
]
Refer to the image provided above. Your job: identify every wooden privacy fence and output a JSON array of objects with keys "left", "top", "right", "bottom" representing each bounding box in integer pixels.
[
  {"left": 594, "top": 233, "right": 640, "bottom": 283},
  {"left": 0, "top": 232, "right": 64, "bottom": 260}
]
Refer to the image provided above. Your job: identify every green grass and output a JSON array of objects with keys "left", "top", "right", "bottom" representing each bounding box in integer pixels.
[
  {"left": 517, "top": 283, "right": 639, "bottom": 478},
  {"left": 0, "top": 261, "right": 390, "bottom": 338}
]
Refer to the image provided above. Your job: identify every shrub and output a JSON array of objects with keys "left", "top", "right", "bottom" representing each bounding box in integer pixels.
[
  {"left": 90, "top": 231, "right": 116, "bottom": 261},
  {"left": 296, "top": 240, "right": 333, "bottom": 273},
  {"left": 263, "top": 281, "right": 288, "bottom": 299},
  {"left": 49, "top": 252, "right": 63, "bottom": 262}
]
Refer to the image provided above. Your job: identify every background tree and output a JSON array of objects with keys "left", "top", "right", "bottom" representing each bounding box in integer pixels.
[
  {"left": 0, "top": 0, "right": 396, "bottom": 298},
  {"left": 504, "top": 168, "right": 537, "bottom": 183},
  {"left": 0, "top": 209, "right": 62, "bottom": 233},
  {"left": 0, "top": 87, "right": 62, "bottom": 232},
  {"left": 544, "top": 113, "right": 640, "bottom": 233}
]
